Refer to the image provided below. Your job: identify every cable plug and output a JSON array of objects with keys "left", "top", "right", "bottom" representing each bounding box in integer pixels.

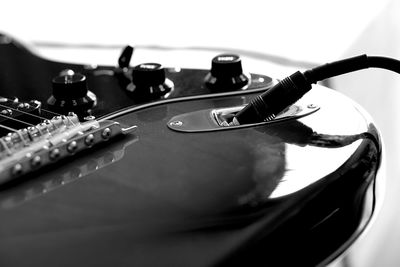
[
  {"left": 234, "top": 71, "right": 312, "bottom": 125},
  {"left": 233, "top": 54, "right": 400, "bottom": 125}
]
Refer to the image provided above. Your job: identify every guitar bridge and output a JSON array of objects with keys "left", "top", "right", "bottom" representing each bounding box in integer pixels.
[{"left": 0, "top": 97, "right": 136, "bottom": 185}]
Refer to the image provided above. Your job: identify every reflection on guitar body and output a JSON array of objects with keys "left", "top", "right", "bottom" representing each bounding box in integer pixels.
[
  {"left": 0, "top": 134, "right": 138, "bottom": 209},
  {"left": 0, "top": 33, "right": 383, "bottom": 267}
]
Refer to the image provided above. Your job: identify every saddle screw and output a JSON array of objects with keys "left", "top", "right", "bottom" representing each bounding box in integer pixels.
[
  {"left": 85, "top": 134, "right": 95, "bottom": 146},
  {"left": 67, "top": 141, "right": 78, "bottom": 153},
  {"left": 11, "top": 163, "right": 23, "bottom": 176},
  {"left": 49, "top": 148, "right": 61, "bottom": 160},
  {"left": 101, "top": 128, "right": 112, "bottom": 139},
  {"left": 31, "top": 155, "right": 41, "bottom": 167}
]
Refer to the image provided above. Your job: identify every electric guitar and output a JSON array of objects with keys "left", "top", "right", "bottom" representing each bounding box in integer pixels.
[{"left": 0, "top": 33, "right": 383, "bottom": 266}]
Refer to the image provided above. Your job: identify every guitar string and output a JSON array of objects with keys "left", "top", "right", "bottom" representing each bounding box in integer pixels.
[
  {"left": 0, "top": 100, "right": 70, "bottom": 129},
  {"left": 0, "top": 123, "right": 18, "bottom": 132},
  {"left": 0, "top": 101, "right": 77, "bottom": 127},
  {"left": 0, "top": 97, "right": 84, "bottom": 145},
  {"left": 0, "top": 103, "right": 54, "bottom": 121},
  {"left": 0, "top": 113, "right": 33, "bottom": 127},
  {"left": 0, "top": 100, "right": 72, "bottom": 150},
  {"left": 0, "top": 108, "right": 49, "bottom": 137},
  {"left": 0, "top": 111, "right": 63, "bottom": 140},
  {"left": 0, "top": 113, "right": 32, "bottom": 153}
]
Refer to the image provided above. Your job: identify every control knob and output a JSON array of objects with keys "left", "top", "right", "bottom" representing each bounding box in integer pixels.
[
  {"left": 47, "top": 70, "right": 97, "bottom": 117},
  {"left": 127, "top": 63, "right": 173, "bottom": 100},
  {"left": 205, "top": 54, "right": 250, "bottom": 90}
]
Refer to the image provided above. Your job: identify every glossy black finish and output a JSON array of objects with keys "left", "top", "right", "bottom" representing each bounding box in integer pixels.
[{"left": 0, "top": 33, "right": 383, "bottom": 266}]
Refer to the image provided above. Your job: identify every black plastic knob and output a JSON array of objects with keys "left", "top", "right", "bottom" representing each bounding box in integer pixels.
[
  {"left": 205, "top": 54, "right": 250, "bottom": 90},
  {"left": 52, "top": 72, "right": 87, "bottom": 99},
  {"left": 47, "top": 70, "right": 96, "bottom": 117},
  {"left": 127, "top": 63, "right": 173, "bottom": 100}
]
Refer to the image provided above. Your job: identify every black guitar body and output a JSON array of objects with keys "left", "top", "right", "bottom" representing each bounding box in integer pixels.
[{"left": 0, "top": 33, "right": 383, "bottom": 266}]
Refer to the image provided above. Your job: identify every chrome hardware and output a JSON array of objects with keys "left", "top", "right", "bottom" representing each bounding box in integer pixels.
[
  {"left": 85, "top": 134, "right": 95, "bottom": 146},
  {"left": 167, "top": 103, "right": 319, "bottom": 133},
  {"left": 101, "top": 128, "right": 112, "bottom": 139},
  {"left": 67, "top": 141, "right": 78, "bottom": 153},
  {"left": 49, "top": 148, "right": 61, "bottom": 160},
  {"left": 0, "top": 114, "right": 80, "bottom": 158},
  {"left": 0, "top": 116, "right": 137, "bottom": 184},
  {"left": 31, "top": 155, "right": 41, "bottom": 167},
  {"left": 11, "top": 164, "right": 23, "bottom": 176},
  {"left": 307, "top": 104, "right": 317, "bottom": 109},
  {"left": 169, "top": 120, "right": 183, "bottom": 127}
]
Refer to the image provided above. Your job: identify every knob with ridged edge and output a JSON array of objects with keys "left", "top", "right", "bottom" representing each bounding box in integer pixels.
[
  {"left": 127, "top": 63, "right": 173, "bottom": 101},
  {"left": 205, "top": 54, "right": 250, "bottom": 91},
  {"left": 47, "top": 70, "right": 97, "bottom": 117}
]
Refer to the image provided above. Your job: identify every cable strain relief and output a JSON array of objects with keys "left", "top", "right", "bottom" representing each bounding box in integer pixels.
[
  {"left": 286, "top": 71, "right": 313, "bottom": 97},
  {"left": 303, "top": 69, "right": 317, "bottom": 84}
]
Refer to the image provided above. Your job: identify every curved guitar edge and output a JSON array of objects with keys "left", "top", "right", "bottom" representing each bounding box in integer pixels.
[
  {"left": 109, "top": 86, "right": 384, "bottom": 266},
  {"left": 216, "top": 126, "right": 382, "bottom": 266},
  {"left": 0, "top": 33, "right": 385, "bottom": 266}
]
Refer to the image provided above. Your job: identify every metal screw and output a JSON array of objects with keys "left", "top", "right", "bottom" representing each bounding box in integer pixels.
[
  {"left": 101, "top": 128, "right": 112, "bottom": 139},
  {"left": 1, "top": 109, "right": 12, "bottom": 115},
  {"left": 67, "top": 141, "right": 78, "bottom": 153},
  {"left": 85, "top": 134, "right": 95, "bottom": 146},
  {"left": 49, "top": 148, "right": 61, "bottom": 160},
  {"left": 84, "top": 115, "right": 96, "bottom": 121},
  {"left": 170, "top": 121, "right": 183, "bottom": 127},
  {"left": 307, "top": 104, "right": 317, "bottom": 109},
  {"left": 11, "top": 164, "right": 23, "bottom": 176},
  {"left": 31, "top": 155, "right": 41, "bottom": 167}
]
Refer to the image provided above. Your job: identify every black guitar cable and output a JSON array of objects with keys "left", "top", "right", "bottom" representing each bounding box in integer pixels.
[{"left": 234, "top": 54, "right": 400, "bottom": 124}]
